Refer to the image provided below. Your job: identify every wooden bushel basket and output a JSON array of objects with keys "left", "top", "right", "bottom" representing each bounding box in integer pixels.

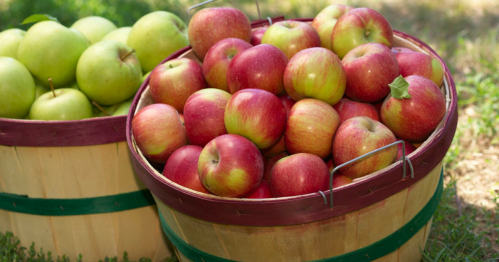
[
  {"left": 127, "top": 17, "right": 458, "bottom": 262},
  {"left": 0, "top": 113, "right": 173, "bottom": 260}
]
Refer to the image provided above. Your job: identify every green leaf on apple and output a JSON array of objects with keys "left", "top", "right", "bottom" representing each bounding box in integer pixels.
[
  {"left": 389, "top": 75, "right": 411, "bottom": 99},
  {"left": 21, "top": 14, "right": 59, "bottom": 25}
]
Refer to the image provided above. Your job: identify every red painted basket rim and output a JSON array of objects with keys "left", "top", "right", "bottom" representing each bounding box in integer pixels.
[{"left": 126, "top": 17, "right": 458, "bottom": 226}]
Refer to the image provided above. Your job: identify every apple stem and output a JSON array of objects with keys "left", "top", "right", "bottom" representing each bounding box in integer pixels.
[
  {"left": 48, "top": 78, "right": 56, "bottom": 98},
  {"left": 121, "top": 49, "right": 135, "bottom": 60},
  {"left": 212, "top": 159, "right": 219, "bottom": 164},
  {"left": 92, "top": 101, "right": 110, "bottom": 116}
]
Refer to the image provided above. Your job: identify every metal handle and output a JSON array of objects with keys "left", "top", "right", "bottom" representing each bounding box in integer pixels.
[
  {"left": 187, "top": 0, "right": 261, "bottom": 21},
  {"left": 319, "top": 140, "right": 415, "bottom": 208}
]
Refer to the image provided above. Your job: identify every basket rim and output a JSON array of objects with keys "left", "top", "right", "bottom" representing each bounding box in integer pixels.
[{"left": 125, "top": 17, "right": 458, "bottom": 226}]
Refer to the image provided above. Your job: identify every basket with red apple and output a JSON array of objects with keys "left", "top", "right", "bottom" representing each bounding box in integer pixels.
[{"left": 126, "top": 4, "right": 457, "bottom": 262}]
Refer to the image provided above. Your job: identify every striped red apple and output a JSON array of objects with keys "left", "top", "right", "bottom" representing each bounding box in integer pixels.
[{"left": 261, "top": 21, "right": 321, "bottom": 59}]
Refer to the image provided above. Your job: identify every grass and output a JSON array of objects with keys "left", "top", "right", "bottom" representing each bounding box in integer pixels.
[{"left": 1, "top": 0, "right": 498, "bottom": 261}]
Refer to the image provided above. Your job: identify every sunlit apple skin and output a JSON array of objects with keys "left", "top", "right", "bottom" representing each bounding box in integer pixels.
[
  {"left": 270, "top": 153, "right": 329, "bottom": 197},
  {"left": 224, "top": 89, "right": 287, "bottom": 149},
  {"left": 163, "top": 145, "right": 210, "bottom": 194},
  {"left": 283, "top": 47, "right": 346, "bottom": 105},
  {"left": 183, "top": 88, "right": 231, "bottom": 147},
  {"left": 285, "top": 99, "right": 340, "bottom": 159},
  {"left": 333, "top": 98, "right": 380, "bottom": 123},
  {"left": 381, "top": 75, "right": 446, "bottom": 142},
  {"left": 261, "top": 21, "right": 321, "bottom": 59},
  {"left": 333, "top": 175, "right": 353, "bottom": 188},
  {"left": 247, "top": 181, "right": 273, "bottom": 198},
  {"left": 198, "top": 134, "right": 263, "bottom": 198},
  {"left": 342, "top": 43, "right": 399, "bottom": 103},
  {"left": 150, "top": 58, "right": 207, "bottom": 113},
  {"left": 260, "top": 95, "right": 295, "bottom": 157},
  {"left": 396, "top": 139, "right": 417, "bottom": 160},
  {"left": 226, "top": 44, "right": 288, "bottom": 95},
  {"left": 332, "top": 7, "right": 393, "bottom": 59},
  {"left": 188, "top": 8, "right": 252, "bottom": 61},
  {"left": 132, "top": 104, "right": 188, "bottom": 164},
  {"left": 395, "top": 51, "right": 444, "bottom": 86},
  {"left": 203, "top": 38, "right": 252, "bottom": 92},
  {"left": 333, "top": 116, "right": 397, "bottom": 179},
  {"left": 250, "top": 27, "right": 267, "bottom": 46},
  {"left": 312, "top": 4, "right": 354, "bottom": 50},
  {"left": 263, "top": 152, "right": 289, "bottom": 182}
]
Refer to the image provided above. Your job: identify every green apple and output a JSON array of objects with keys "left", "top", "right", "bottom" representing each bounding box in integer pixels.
[
  {"left": 142, "top": 71, "right": 151, "bottom": 82},
  {"left": 102, "top": 27, "right": 132, "bottom": 45},
  {"left": 76, "top": 40, "right": 142, "bottom": 106},
  {"left": 128, "top": 11, "right": 189, "bottom": 72},
  {"left": 17, "top": 21, "right": 89, "bottom": 88},
  {"left": 0, "top": 57, "right": 36, "bottom": 118},
  {"left": 0, "top": 29, "right": 25, "bottom": 59},
  {"left": 29, "top": 88, "right": 93, "bottom": 120},
  {"left": 112, "top": 99, "right": 133, "bottom": 116},
  {"left": 71, "top": 16, "right": 117, "bottom": 44},
  {"left": 35, "top": 83, "right": 50, "bottom": 99}
]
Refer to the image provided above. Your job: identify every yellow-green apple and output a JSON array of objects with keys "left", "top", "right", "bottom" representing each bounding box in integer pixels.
[
  {"left": 261, "top": 21, "right": 320, "bottom": 59},
  {"left": 342, "top": 43, "right": 399, "bottom": 103},
  {"left": 203, "top": 38, "right": 252, "bottom": 92},
  {"left": 283, "top": 47, "right": 346, "bottom": 105},
  {"left": 149, "top": 58, "right": 207, "bottom": 113},
  {"left": 332, "top": 8, "right": 393, "bottom": 59},
  {"left": 102, "top": 27, "right": 132, "bottom": 45},
  {"left": 227, "top": 44, "right": 288, "bottom": 95},
  {"left": 76, "top": 40, "right": 142, "bottom": 106},
  {"left": 380, "top": 75, "right": 446, "bottom": 142},
  {"left": 71, "top": 16, "right": 117, "bottom": 44},
  {"left": 396, "top": 139, "right": 416, "bottom": 160},
  {"left": 285, "top": 99, "right": 340, "bottom": 159},
  {"left": 332, "top": 116, "right": 397, "bottom": 179},
  {"left": 142, "top": 71, "right": 151, "bottom": 82},
  {"left": 163, "top": 145, "right": 210, "bottom": 194},
  {"left": 0, "top": 57, "right": 35, "bottom": 118},
  {"left": 263, "top": 152, "right": 288, "bottom": 182},
  {"left": 270, "top": 153, "right": 329, "bottom": 197},
  {"left": 333, "top": 98, "right": 380, "bottom": 123},
  {"left": 312, "top": 4, "right": 354, "bottom": 51},
  {"left": 188, "top": 8, "right": 251, "bottom": 61},
  {"left": 183, "top": 88, "right": 231, "bottom": 147},
  {"left": 35, "top": 83, "right": 50, "bottom": 99},
  {"left": 224, "top": 89, "right": 287, "bottom": 149},
  {"left": 250, "top": 27, "right": 267, "bottom": 46},
  {"left": 0, "top": 29, "right": 25, "bottom": 59},
  {"left": 198, "top": 134, "right": 263, "bottom": 198},
  {"left": 29, "top": 88, "right": 93, "bottom": 121},
  {"left": 333, "top": 174, "right": 353, "bottom": 188},
  {"left": 17, "top": 21, "right": 89, "bottom": 88},
  {"left": 395, "top": 51, "right": 444, "bottom": 86},
  {"left": 110, "top": 99, "right": 133, "bottom": 116},
  {"left": 247, "top": 181, "right": 273, "bottom": 198},
  {"left": 132, "top": 104, "right": 188, "bottom": 164},
  {"left": 128, "top": 11, "right": 189, "bottom": 72},
  {"left": 260, "top": 95, "right": 295, "bottom": 157}
]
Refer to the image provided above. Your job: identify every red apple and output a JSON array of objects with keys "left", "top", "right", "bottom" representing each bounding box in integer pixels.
[
  {"left": 149, "top": 58, "right": 207, "bottom": 113},
  {"left": 250, "top": 27, "right": 267, "bottom": 46},
  {"left": 183, "top": 88, "right": 231, "bottom": 147},
  {"left": 312, "top": 4, "right": 354, "bottom": 50},
  {"left": 247, "top": 181, "right": 273, "bottom": 198},
  {"left": 260, "top": 95, "right": 295, "bottom": 157},
  {"left": 381, "top": 75, "right": 446, "bottom": 142},
  {"left": 325, "top": 157, "right": 335, "bottom": 173},
  {"left": 263, "top": 152, "right": 289, "bottom": 182},
  {"left": 226, "top": 44, "right": 288, "bottom": 95},
  {"left": 261, "top": 21, "right": 321, "bottom": 59},
  {"left": 163, "top": 145, "right": 209, "bottom": 194},
  {"left": 178, "top": 113, "right": 185, "bottom": 125},
  {"left": 270, "top": 153, "right": 329, "bottom": 197},
  {"left": 342, "top": 43, "right": 399, "bottom": 103},
  {"left": 198, "top": 134, "right": 263, "bottom": 197},
  {"left": 203, "top": 38, "right": 252, "bottom": 92},
  {"left": 333, "top": 98, "right": 380, "bottom": 123},
  {"left": 332, "top": 7, "right": 393, "bottom": 59},
  {"left": 396, "top": 139, "right": 417, "bottom": 160},
  {"left": 224, "top": 89, "right": 287, "bottom": 149},
  {"left": 395, "top": 51, "right": 444, "bottom": 86},
  {"left": 333, "top": 116, "right": 397, "bottom": 179},
  {"left": 333, "top": 175, "right": 353, "bottom": 188},
  {"left": 132, "top": 104, "right": 188, "bottom": 164},
  {"left": 188, "top": 8, "right": 251, "bottom": 61},
  {"left": 283, "top": 47, "right": 346, "bottom": 105},
  {"left": 285, "top": 98, "right": 340, "bottom": 159}
]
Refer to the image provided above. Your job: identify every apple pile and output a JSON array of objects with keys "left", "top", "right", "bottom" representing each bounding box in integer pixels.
[
  {"left": 0, "top": 11, "right": 189, "bottom": 120},
  {"left": 131, "top": 5, "right": 447, "bottom": 199}
]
